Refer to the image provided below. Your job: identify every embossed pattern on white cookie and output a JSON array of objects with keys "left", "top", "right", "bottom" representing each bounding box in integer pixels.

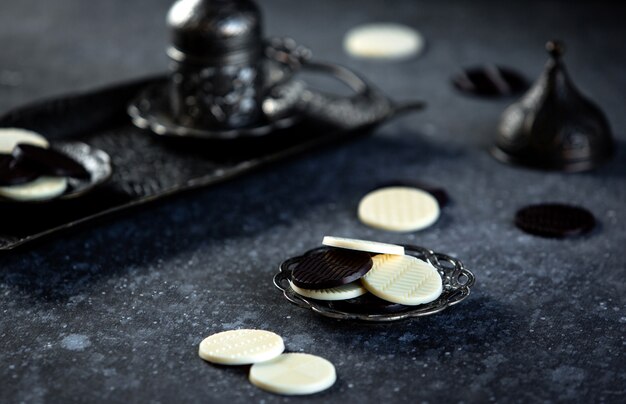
[
  {"left": 198, "top": 329, "right": 284, "bottom": 365},
  {"left": 249, "top": 353, "right": 336, "bottom": 395},
  {"left": 289, "top": 280, "right": 367, "bottom": 301},
  {"left": 0, "top": 128, "right": 49, "bottom": 153},
  {"left": 361, "top": 254, "right": 442, "bottom": 305},
  {"left": 0, "top": 176, "right": 67, "bottom": 201},
  {"left": 358, "top": 186, "right": 440, "bottom": 232},
  {"left": 344, "top": 23, "right": 424, "bottom": 60},
  {"left": 322, "top": 236, "right": 404, "bottom": 255}
]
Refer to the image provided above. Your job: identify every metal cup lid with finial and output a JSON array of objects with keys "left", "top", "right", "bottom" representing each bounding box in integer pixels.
[
  {"left": 492, "top": 40, "right": 614, "bottom": 172},
  {"left": 167, "top": 0, "right": 263, "bottom": 66}
]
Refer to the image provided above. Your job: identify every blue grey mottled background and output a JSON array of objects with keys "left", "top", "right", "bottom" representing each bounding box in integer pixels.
[{"left": 1, "top": 0, "right": 625, "bottom": 402}]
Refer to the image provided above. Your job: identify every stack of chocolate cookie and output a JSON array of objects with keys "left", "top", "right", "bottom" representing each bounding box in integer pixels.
[
  {"left": 287, "top": 236, "right": 444, "bottom": 313},
  {"left": 0, "top": 128, "right": 90, "bottom": 201}
]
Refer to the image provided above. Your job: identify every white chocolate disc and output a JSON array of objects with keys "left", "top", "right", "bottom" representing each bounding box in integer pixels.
[
  {"left": 198, "top": 329, "right": 284, "bottom": 365},
  {"left": 0, "top": 128, "right": 49, "bottom": 153},
  {"left": 361, "top": 254, "right": 442, "bottom": 306},
  {"left": 289, "top": 280, "right": 367, "bottom": 301},
  {"left": 358, "top": 186, "right": 440, "bottom": 232},
  {"left": 0, "top": 176, "right": 68, "bottom": 201},
  {"left": 249, "top": 353, "right": 336, "bottom": 395},
  {"left": 344, "top": 23, "right": 424, "bottom": 60},
  {"left": 322, "top": 236, "right": 404, "bottom": 255}
]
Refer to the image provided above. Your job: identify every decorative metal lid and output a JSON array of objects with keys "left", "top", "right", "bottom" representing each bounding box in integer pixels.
[
  {"left": 492, "top": 40, "right": 614, "bottom": 172},
  {"left": 167, "top": 0, "right": 262, "bottom": 65}
]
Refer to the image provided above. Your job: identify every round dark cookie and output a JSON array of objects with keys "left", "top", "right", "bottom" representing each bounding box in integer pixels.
[
  {"left": 291, "top": 248, "right": 373, "bottom": 289},
  {"left": 13, "top": 144, "right": 90, "bottom": 180},
  {"left": 515, "top": 203, "right": 595, "bottom": 238},
  {"left": 452, "top": 65, "right": 528, "bottom": 98},
  {"left": 0, "top": 154, "right": 40, "bottom": 186}
]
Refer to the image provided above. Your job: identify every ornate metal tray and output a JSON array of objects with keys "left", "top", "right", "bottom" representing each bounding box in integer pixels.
[
  {"left": 273, "top": 245, "right": 475, "bottom": 322},
  {"left": 0, "top": 67, "right": 423, "bottom": 250}
]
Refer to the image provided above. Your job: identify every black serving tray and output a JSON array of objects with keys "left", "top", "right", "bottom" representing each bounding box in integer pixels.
[{"left": 0, "top": 71, "right": 422, "bottom": 250}]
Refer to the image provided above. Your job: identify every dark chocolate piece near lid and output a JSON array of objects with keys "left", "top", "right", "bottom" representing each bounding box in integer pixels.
[
  {"left": 452, "top": 65, "right": 528, "bottom": 97},
  {"left": 515, "top": 203, "right": 595, "bottom": 238},
  {"left": 12, "top": 144, "right": 91, "bottom": 180},
  {"left": 374, "top": 180, "right": 449, "bottom": 207},
  {"left": 0, "top": 154, "right": 40, "bottom": 186},
  {"left": 328, "top": 293, "right": 409, "bottom": 314},
  {"left": 291, "top": 248, "right": 373, "bottom": 290}
]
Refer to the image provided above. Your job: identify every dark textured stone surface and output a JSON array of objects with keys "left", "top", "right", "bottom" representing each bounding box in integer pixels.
[{"left": 1, "top": 0, "right": 625, "bottom": 403}]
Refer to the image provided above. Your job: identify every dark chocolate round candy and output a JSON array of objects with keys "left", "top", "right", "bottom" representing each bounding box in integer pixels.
[
  {"left": 291, "top": 248, "right": 372, "bottom": 289},
  {"left": 12, "top": 144, "right": 90, "bottom": 180},
  {"left": 452, "top": 65, "right": 528, "bottom": 97},
  {"left": 515, "top": 203, "right": 595, "bottom": 238},
  {"left": 374, "top": 180, "right": 449, "bottom": 207},
  {"left": 0, "top": 154, "right": 40, "bottom": 186}
]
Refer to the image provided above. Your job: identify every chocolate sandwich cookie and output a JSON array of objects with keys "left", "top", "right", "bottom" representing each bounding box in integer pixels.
[
  {"left": 452, "top": 65, "right": 528, "bottom": 98},
  {"left": 515, "top": 203, "right": 596, "bottom": 238},
  {"left": 291, "top": 248, "right": 372, "bottom": 290},
  {"left": 0, "top": 155, "right": 39, "bottom": 186},
  {"left": 12, "top": 144, "right": 91, "bottom": 180}
]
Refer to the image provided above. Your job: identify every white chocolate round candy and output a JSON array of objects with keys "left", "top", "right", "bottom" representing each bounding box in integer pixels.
[
  {"left": 344, "top": 23, "right": 424, "bottom": 60},
  {"left": 322, "top": 236, "right": 404, "bottom": 255},
  {"left": 289, "top": 280, "right": 367, "bottom": 301},
  {"left": 0, "top": 176, "right": 68, "bottom": 201},
  {"left": 361, "top": 254, "right": 443, "bottom": 306},
  {"left": 198, "top": 329, "right": 285, "bottom": 365},
  {"left": 358, "top": 186, "right": 440, "bottom": 232},
  {"left": 249, "top": 353, "right": 336, "bottom": 395},
  {"left": 0, "top": 127, "right": 49, "bottom": 153}
]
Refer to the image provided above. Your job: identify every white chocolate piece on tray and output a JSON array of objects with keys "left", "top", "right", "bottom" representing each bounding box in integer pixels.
[
  {"left": 322, "top": 236, "right": 404, "bottom": 255},
  {"left": 361, "top": 254, "right": 443, "bottom": 306},
  {"left": 289, "top": 280, "right": 367, "bottom": 301},
  {"left": 249, "top": 353, "right": 336, "bottom": 395},
  {"left": 358, "top": 186, "right": 440, "bottom": 232},
  {"left": 343, "top": 23, "right": 424, "bottom": 60},
  {"left": 0, "top": 176, "right": 67, "bottom": 201},
  {"left": 198, "top": 329, "right": 284, "bottom": 365},
  {"left": 0, "top": 127, "right": 49, "bottom": 153}
]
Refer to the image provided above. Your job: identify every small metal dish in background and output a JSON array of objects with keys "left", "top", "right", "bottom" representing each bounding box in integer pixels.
[
  {"left": 0, "top": 142, "right": 112, "bottom": 203},
  {"left": 273, "top": 245, "right": 475, "bottom": 322}
]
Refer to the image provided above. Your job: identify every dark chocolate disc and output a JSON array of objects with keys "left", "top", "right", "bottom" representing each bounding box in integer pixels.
[
  {"left": 328, "top": 293, "right": 409, "bottom": 314},
  {"left": 291, "top": 248, "right": 372, "bottom": 289},
  {"left": 452, "top": 65, "right": 528, "bottom": 97},
  {"left": 0, "top": 154, "right": 40, "bottom": 186},
  {"left": 374, "top": 180, "right": 449, "bottom": 207},
  {"left": 515, "top": 203, "right": 595, "bottom": 238},
  {"left": 12, "top": 144, "right": 90, "bottom": 180}
]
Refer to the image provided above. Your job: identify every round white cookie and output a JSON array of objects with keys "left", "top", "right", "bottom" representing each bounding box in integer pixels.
[
  {"left": 358, "top": 186, "right": 440, "bottom": 232},
  {"left": 344, "top": 23, "right": 424, "bottom": 60},
  {"left": 322, "top": 236, "right": 404, "bottom": 255},
  {"left": 249, "top": 353, "right": 336, "bottom": 395},
  {"left": 361, "top": 254, "right": 442, "bottom": 306},
  {"left": 198, "top": 329, "right": 284, "bottom": 365},
  {"left": 0, "top": 127, "right": 49, "bottom": 153},
  {"left": 289, "top": 280, "right": 367, "bottom": 301},
  {"left": 0, "top": 176, "right": 68, "bottom": 201}
]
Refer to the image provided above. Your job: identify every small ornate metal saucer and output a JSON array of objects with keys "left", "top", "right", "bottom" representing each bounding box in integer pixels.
[
  {"left": 273, "top": 245, "right": 475, "bottom": 322},
  {"left": 0, "top": 142, "right": 112, "bottom": 203},
  {"left": 128, "top": 64, "right": 305, "bottom": 140}
]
